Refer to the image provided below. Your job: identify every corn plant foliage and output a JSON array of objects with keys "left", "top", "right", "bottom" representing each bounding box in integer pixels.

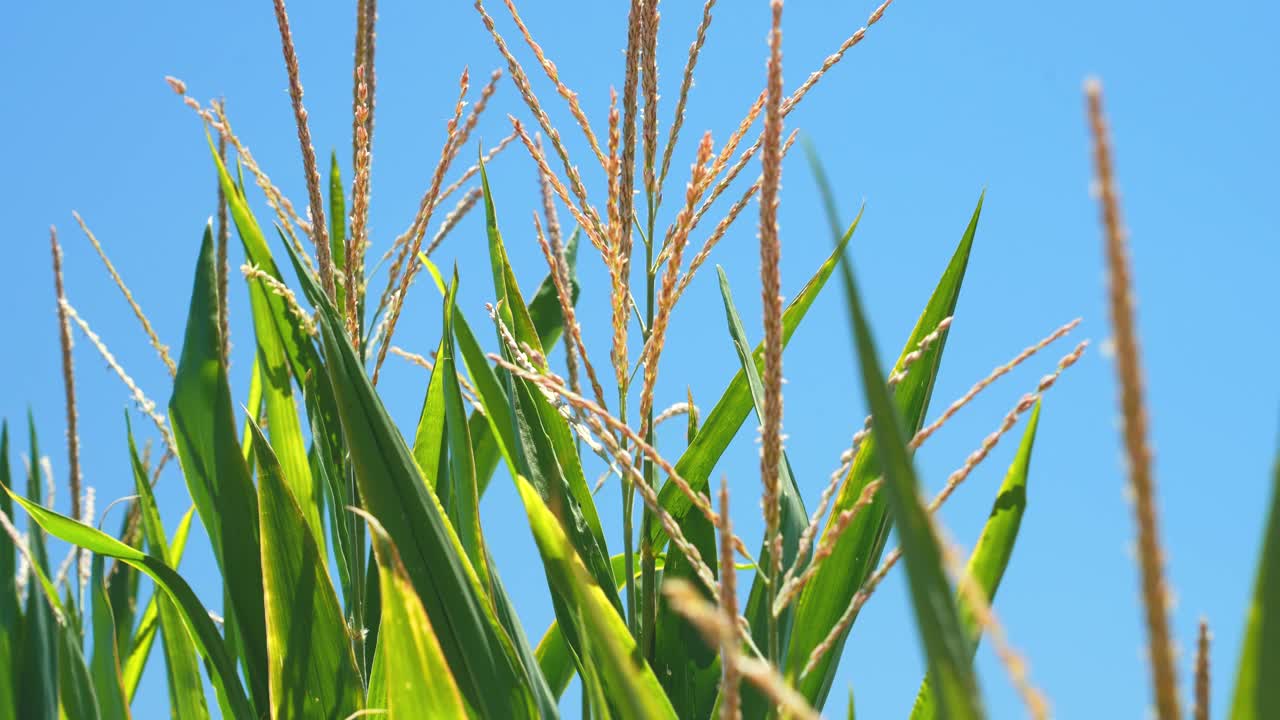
[
  {"left": 0, "top": 423, "right": 16, "bottom": 719},
  {"left": 6, "top": 491, "right": 255, "bottom": 718},
  {"left": 513, "top": 474, "right": 677, "bottom": 720},
  {"left": 167, "top": 225, "right": 270, "bottom": 712},
  {"left": 363, "top": 512, "right": 470, "bottom": 719},
  {"left": 909, "top": 403, "right": 1041, "bottom": 720},
  {"left": 785, "top": 198, "right": 984, "bottom": 708},
  {"left": 712, "top": 265, "right": 812, "bottom": 719},
  {"left": 287, "top": 238, "right": 546, "bottom": 720},
  {"left": 844, "top": 256, "right": 985, "bottom": 720},
  {"left": 251, "top": 420, "right": 363, "bottom": 720},
  {"left": 1231, "top": 448, "right": 1280, "bottom": 718},
  {"left": 128, "top": 416, "right": 208, "bottom": 720},
  {"left": 12, "top": 6, "right": 1274, "bottom": 715}
]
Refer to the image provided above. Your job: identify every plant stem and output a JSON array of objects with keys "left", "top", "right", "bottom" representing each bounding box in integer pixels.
[
  {"left": 639, "top": 193, "right": 658, "bottom": 661},
  {"left": 621, "top": 388, "right": 636, "bottom": 637}
]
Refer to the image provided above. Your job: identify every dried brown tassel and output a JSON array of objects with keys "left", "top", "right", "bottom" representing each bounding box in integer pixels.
[
  {"left": 1086, "top": 78, "right": 1181, "bottom": 720},
  {"left": 1194, "top": 618, "right": 1210, "bottom": 720},
  {"left": 759, "top": 0, "right": 785, "bottom": 571},
  {"left": 641, "top": 0, "right": 661, "bottom": 202},
  {"left": 50, "top": 227, "right": 82, "bottom": 525},
  {"left": 272, "top": 0, "right": 336, "bottom": 300},
  {"left": 657, "top": 0, "right": 717, "bottom": 205},
  {"left": 717, "top": 477, "right": 742, "bottom": 720}
]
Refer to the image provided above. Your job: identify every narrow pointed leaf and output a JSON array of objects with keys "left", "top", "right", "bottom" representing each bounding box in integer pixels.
[
  {"left": 1231, "top": 445, "right": 1280, "bottom": 718},
  {"left": 479, "top": 166, "right": 618, "bottom": 618},
  {"left": 0, "top": 423, "right": 17, "bottom": 719},
  {"left": 785, "top": 197, "right": 983, "bottom": 707},
  {"left": 90, "top": 545, "right": 130, "bottom": 720},
  {"left": 283, "top": 240, "right": 540, "bottom": 720},
  {"left": 715, "top": 267, "right": 809, "bottom": 719},
  {"left": 58, "top": 624, "right": 101, "bottom": 720},
  {"left": 846, "top": 259, "right": 984, "bottom": 720},
  {"left": 6, "top": 492, "right": 254, "bottom": 718},
  {"left": 514, "top": 475, "right": 677, "bottom": 720},
  {"left": 129, "top": 417, "right": 210, "bottom": 720},
  {"left": 17, "top": 417, "right": 57, "bottom": 719},
  {"left": 251, "top": 422, "right": 363, "bottom": 720},
  {"left": 167, "top": 224, "right": 269, "bottom": 711},
  {"left": 119, "top": 506, "right": 194, "bottom": 703},
  {"left": 910, "top": 403, "right": 1040, "bottom": 720},
  {"left": 362, "top": 513, "right": 469, "bottom": 720}
]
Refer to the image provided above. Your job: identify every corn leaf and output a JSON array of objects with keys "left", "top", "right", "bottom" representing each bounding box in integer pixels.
[
  {"left": 910, "top": 402, "right": 1040, "bottom": 720},
  {"left": 119, "top": 506, "right": 194, "bottom": 703},
  {"left": 479, "top": 164, "right": 619, "bottom": 620},
  {"left": 535, "top": 553, "right": 663, "bottom": 699},
  {"left": 283, "top": 240, "right": 541, "bottom": 720},
  {"left": 514, "top": 475, "right": 678, "bottom": 720},
  {"left": 166, "top": 224, "right": 268, "bottom": 712},
  {"left": 846, "top": 257, "right": 985, "bottom": 720},
  {"left": 1231, "top": 444, "right": 1280, "bottom": 718},
  {"left": 714, "top": 265, "right": 812, "bottom": 719},
  {"left": 6, "top": 492, "right": 254, "bottom": 718},
  {"left": 361, "top": 512, "right": 469, "bottom": 720},
  {"left": 250, "top": 421, "right": 363, "bottom": 720},
  {"left": 89, "top": 557, "right": 129, "bottom": 720},
  {"left": 58, "top": 624, "right": 101, "bottom": 720},
  {"left": 129, "top": 417, "right": 211, "bottom": 720},
  {"left": 0, "top": 422, "right": 16, "bottom": 719},
  {"left": 437, "top": 271, "right": 488, "bottom": 580},
  {"left": 785, "top": 196, "right": 982, "bottom": 707},
  {"left": 17, "top": 417, "right": 57, "bottom": 719},
  {"left": 328, "top": 151, "right": 347, "bottom": 315}
]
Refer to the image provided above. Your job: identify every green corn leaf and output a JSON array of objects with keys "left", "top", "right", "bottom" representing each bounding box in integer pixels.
[
  {"left": 646, "top": 209, "right": 862, "bottom": 553},
  {"left": 58, "top": 623, "right": 101, "bottom": 720},
  {"left": 6, "top": 492, "right": 254, "bottom": 719},
  {"left": 166, "top": 223, "right": 269, "bottom": 712},
  {"left": 416, "top": 229, "right": 578, "bottom": 499},
  {"left": 282, "top": 239, "right": 541, "bottom": 720},
  {"left": 513, "top": 475, "right": 678, "bottom": 720},
  {"left": 128, "top": 416, "right": 211, "bottom": 720},
  {"left": 212, "top": 136, "right": 344, "bottom": 548},
  {"left": 89, "top": 557, "right": 129, "bottom": 720},
  {"left": 535, "top": 553, "right": 664, "bottom": 699},
  {"left": 785, "top": 196, "right": 982, "bottom": 708},
  {"left": 240, "top": 354, "right": 264, "bottom": 462},
  {"left": 250, "top": 421, "right": 363, "bottom": 720},
  {"left": 714, "top": 266, "right": 811, "bottom": 719},
  {"left": 910, "top": 402, "right": 1040, "bottom": 720},
  {"left": 361, "top": 512, "right": 469, "bottom": 720},
  {"left": 845, "top": 257, "right": 985, "bottom": 720},
  {"left": 1231, "top": 444, "right": 1280, "bottom": 718},
  {"left": 120, "top": 506, "right": 195, "bottom": 703},
  {"left": 329, "top": 151, "right": 347, "bottom": 315},
  {"left": 479, "top": 163, "right": 619, "bottom": 621},
  {"left": 232, "top": 166, "right": 322, "bottom": 549},
  {"left": 0, "top": 422, "right": 16, "bottom": 719},
  {"left": 438, "top": 271, "right": 488, "bottom": 580},
  {"left": 410, "top": 331, "right": 449, "bottom": 488},
  {"left": 105, "top": 500, "right": 144, "bottom": 664},
  {"left": 17, "top": 416, "right": 57, "bottom": 719}
]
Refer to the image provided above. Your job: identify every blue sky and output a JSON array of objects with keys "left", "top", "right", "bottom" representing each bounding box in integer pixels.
[{"left": 3, "top": 0, "right": 1278, "bottom": 717}]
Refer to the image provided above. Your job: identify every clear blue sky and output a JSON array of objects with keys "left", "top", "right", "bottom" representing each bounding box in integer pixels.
[{"left": 3, "top": 1, "right": 1278, "bottom": 717}]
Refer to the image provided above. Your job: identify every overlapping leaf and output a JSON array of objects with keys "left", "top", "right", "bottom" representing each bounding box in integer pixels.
[{"left": 785, "top": 197, "right": 983, "bottom": 708}]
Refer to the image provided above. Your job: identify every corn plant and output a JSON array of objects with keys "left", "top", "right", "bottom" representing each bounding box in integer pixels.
[{"left": 1, "top": 2, "right": 1276, "bottom": 719}]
